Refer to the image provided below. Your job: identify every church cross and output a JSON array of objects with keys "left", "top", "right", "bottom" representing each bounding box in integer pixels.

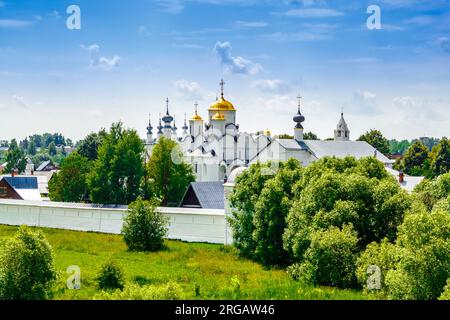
[{"left": 220, "top": 79, "right": 225, "bottom": 98}]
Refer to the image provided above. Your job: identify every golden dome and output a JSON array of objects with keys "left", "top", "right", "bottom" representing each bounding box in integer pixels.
[
  {"left": 211, "top": 112, "right": 225, "bottom": 121},
  {"left": 209, "top": 96, "right": 236, "bottom": 111},
  {"left": 190, "top": 112, "right": 203, "bottom": 121},
  {"left": 263, "top": 129, "right": 271, "bottom": 137}
]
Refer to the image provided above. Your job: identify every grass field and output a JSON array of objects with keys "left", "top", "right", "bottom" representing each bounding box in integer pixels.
[{"left": 0, "top": 224, "right": 365, "bottom": 300}]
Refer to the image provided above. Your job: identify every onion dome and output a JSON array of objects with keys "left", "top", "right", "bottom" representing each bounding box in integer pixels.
[
  {"left": 146, "top": 114, "right": 153, "bottom": 134},
  {"left": 162, "top": 98, "right": 173, "bottom": 123},
  {"left": 209, "top": 79, "right": 236, "bottom": 111},
  {"left": 211, "top": 112, "right": 225, "bottom": 121},
  {"left": 263, "top": 129, "right": 271, "bottom": 137},
  {"left": 182, "top": 113, "right": 188, "bottom": 131},
  {"left": 190, "top": 102, "right": 204, "bottom": 121},
  {"left": 157, "top": 117, "right": 163, "bottom": 134},
  {"left": 293, "top": 94, "right": 305, "bottom": 129},
  {"left": 172, "top": 117, "right": 177, "bottom": 132}
]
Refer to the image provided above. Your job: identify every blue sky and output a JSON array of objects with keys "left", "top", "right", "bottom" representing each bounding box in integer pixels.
[{"left": 0, "top": 0, "right": 449, "bottom": 141}]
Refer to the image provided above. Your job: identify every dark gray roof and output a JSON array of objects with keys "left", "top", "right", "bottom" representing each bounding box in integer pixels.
[
  {"left": 3, "top": 176, "right": 38, "bottom": 189},
  {"left": 189, "top": 182, "right": 224, "bottom": 209},
  {"left": 36, "top": 160, "right": 51, "bottom": 171}
]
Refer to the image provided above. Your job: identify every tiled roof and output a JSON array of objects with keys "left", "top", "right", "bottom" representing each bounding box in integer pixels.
[{"left": 189, "top": 181, "right": 224, "bottom": 209}]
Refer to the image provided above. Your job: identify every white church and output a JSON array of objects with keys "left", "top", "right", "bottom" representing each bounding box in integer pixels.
[{"left": 145, "top": 80, "right": 395, "bottom": 182}]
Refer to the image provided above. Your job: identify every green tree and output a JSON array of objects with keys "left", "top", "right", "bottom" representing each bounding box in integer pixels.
[
  {"left": 252, "top": 159, "right": 303, "bottom": 266},
  {"left": 27, "top": 140, "right": 37, "bottom": 156},
  {"left": 0, "top": 226, "right": 56, "bottom": 300},
  {"left": 96, "top": 260, "right": 125, "bottom": 291},
  {"left": 429, "top": 137, "right": 450, "bottom": 177},
  {"left": 48, "top": 152, "right": 90, "bottom": 202},
  {"left": 146, "top": 137, "right": 195, "bottom": 206},
  {"left": 289, "top": 225, "right": 359, "bottom": 289},
  {"left": 4, "top": 139, "right": 27, "bottom": 173},
  {"left": 122, "top": 197, "right": 169, "bottom": 252},
  {"left": 228, "top": 162, "right": 276, "bottom": 259},
  {"left": 48, "top": 141, "right": 57, "bottom": 156},
  {"left": 87, "top": 123, "right": 145, "bottom": 205},
  {"left": 77, "top": 130, "right": 106, "bottom": 161},
  {"left": 402, "top": 140, "right": 430, "bottom": 176},
  {"left": 303, "top": 132, "right": 319, "bottom": 140},
  {"left": 384, "top": 206, "right": 450, "bottom": 300},
  {"left": 357, "top": 130, "right": 390, "bottom": 155}
]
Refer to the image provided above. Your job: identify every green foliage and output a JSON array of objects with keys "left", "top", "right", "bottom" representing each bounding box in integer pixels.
[
  {"left": 389, "top": 139, "right": 411, "bottom": 155},
  {"left": 357, "top": 130, "right": 390, "bottom": 154},
  {"left": 145, "top": 137, "right": 195, "bottom": 206},
  {"left": 356, "top": 239, "right": 402, "bottom": 298},
  {"left": 252, "top": 159, "right": 303, "bottom": 266},
  {"left": 402, "top": 140, "right": 430, "bottom": 176},
  {"left": 94, "top": 282, "right": 183, "bottom": 300},
  {"left": 284, "top": 157, "right": 410, "bottom": 262},
  {"left": 290, "top": 225, "right": 359, "bottom": 289},
  {"left": 122, "top": 197, "right": 169, "bottom": 252},
  {"left": 413, "top": 172, "right": 450, "bottom": 211},
  {"left": 77, "top": 130, "right": 106, "bottom": 161},
  {"left": 48, "top": 152, "right": 90, "bottom": 202},
  {"left": 27, "top": 141, "right": 37, "bottom": 156},
  {"left": 48, "top": 141, "right": 57, "bottom": 156},
  {"left": 429, "top": 137, "right": 450, "bottom": 177},
  {"left": 96, "top": 260, "right": 125, "bottom": 291},
  {"left": 0, "top": 226, "right": 56, "bottom": 300},
  {"left": 438, "top": 279, "right": 450, "bottom": 300},
  {"left": 384, "top": 206, "right": 450, "bottom": 300},
  {"left": 87, "top": 122, "right": 145, "bottom": 205},
  {"left": 4, "top": 139, "right": 26, "bottom": 173}
]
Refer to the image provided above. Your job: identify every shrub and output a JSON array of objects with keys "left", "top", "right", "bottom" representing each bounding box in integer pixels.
[
  {"left": 0, "top": 226, "right": 56, "bottom": 300},
  {"left": 438, "top": 279, "right": 450, "bottom": 300},
  {"left": 122, "top": 197, "right": 169, "bottom": 252},
  {"left": 96, "top": 260, "right": 125, "bottom": 291},
  {"left": 385, "top": 207, "right": 450, "bottom": 300},
  {"left": 93, "top": 282, "right": 183, "bottom": 300},
  {"left": 355, "top": 239, "right": 402, "bottom": 298},
  {"left": 292, "top": 225, "right": 359, "bottom": 289}
]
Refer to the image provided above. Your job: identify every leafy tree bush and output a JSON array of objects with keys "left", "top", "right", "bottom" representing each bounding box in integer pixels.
[
  {"left": 228, "top": 162, "right": 275, "bottom": 259},
  {"left": 48, "top": 152, "right": 90, "bottom": 202},
  {"left": 384, "top": 206, "right": 450, "bottom": 300},
  {"left": 77, "top": 130, "right": 107, "bottom": 161},
  {"left": 356, "top": 239, "right": 402, "bottom": 298},
  {"left": 438, "top": 280, "right": 450, "bottom": 300},
  {"left": 145, "top": 137, "right": 195, "bottom": 206},
  {"left": 93, "top": 282, "right": 183, "bottom": 300},
  {"left": 122, "top": 197, "right": 169, "bottom": 252},
  {"left": 401, "top": 140, "right": 430, "bottom": 176},
  {"left": 88, "top": 122, "right": 145, "bottom": 205},
  {"left": 413, "top": 172, "right": 450, "bottom": 211},
  {"left": 429, "top": 137, "right": 450, "bottom": 177},
  {"left": 290, "top": 225, "right": 359, "bottom": 289},
  {"left": 252, "top": 159, "right": 302, "bottom": 266},
  {"left": 357, "top": 130, "right": 390, "bottom": 154},
  {"left": 4, "top": 139, "right": 26, "bottom": 173},
  {"left": 96, "top": 260, "right": 125, "bottom": 291},
  {"left": 0, "top": 226, "right": 56, "bottom": 300},
  {"left": 284, "top": 157, "right": 410, "bottom": 262}
]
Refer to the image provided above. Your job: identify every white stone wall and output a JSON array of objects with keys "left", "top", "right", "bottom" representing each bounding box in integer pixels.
[{"left": 0, "top": 199, "right": 227, "bottom": 244}]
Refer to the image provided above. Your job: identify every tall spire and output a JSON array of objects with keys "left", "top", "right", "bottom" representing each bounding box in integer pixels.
[
  {"left": 297, "top": 94, "right": 302, "bottom": 113},
  {"left": 165, "top": 97, "right": 169, "bottom": 115},
  {"left": 147, "top": 113, "right": 153, "bottom": 134},
  {"left": 194, "top": 101, "right": 199, "bottom": 114},
  {"left": 219, "top": 79, "right": 225, "bottom": 98}
]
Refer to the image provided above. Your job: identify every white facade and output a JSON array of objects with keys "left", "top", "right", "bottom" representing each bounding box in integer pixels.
[{"left": 145, "top": 82, "right": 394, "bottom": 182}]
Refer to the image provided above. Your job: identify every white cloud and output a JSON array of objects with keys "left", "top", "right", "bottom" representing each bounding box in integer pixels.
[
  {"left": 213, "top": 41, "right": 262, "bottom": 75},
  {"left": 251, "top": 79, "right": 291, "bottom": 94},
  {"left": 174, "top": 80, "right": 215, "bottom": 101},
  {"left": 351, "top": 91, "right": 378, "bottom": 114},
  {"left": 283, "top": 8, "right": 344, "bottom": 18},
  {"left": 12, "top": 95, "right": 29, "bottom": 109},
  {"left": 235, "top": 21, "right": 268, "bottom": 28},
  {"left": 81, "top": 44, "right": 120, "bottom": 71},
  {"left": 0, "top": 19, "right": 34, "bottom": 28}
]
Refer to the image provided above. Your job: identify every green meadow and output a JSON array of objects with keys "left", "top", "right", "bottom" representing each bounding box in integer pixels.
[{"left": 0, "top": 224, "right": 364, "bottom": 300}]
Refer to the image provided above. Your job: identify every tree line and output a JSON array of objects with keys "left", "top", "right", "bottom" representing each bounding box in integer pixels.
[
  {"left": 229, "top": 156, "right": 449, "bottom": 300},
  {"left": 48, "top": 122, "right": 195, "bottom": 206}
]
